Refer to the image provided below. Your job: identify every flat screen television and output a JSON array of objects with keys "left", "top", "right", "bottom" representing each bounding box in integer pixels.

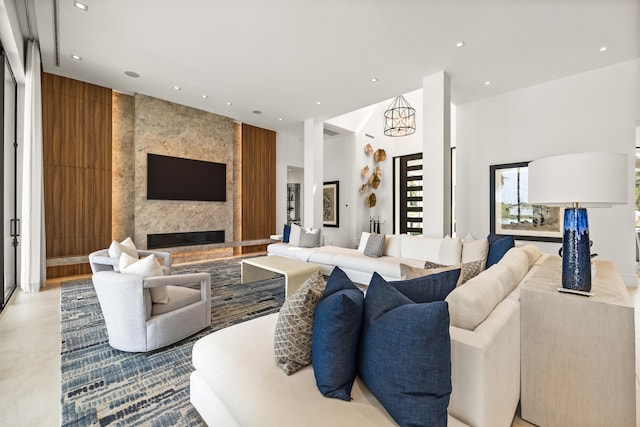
[{"left": 147, "top": 153, "right": 226, "bottom": 202}]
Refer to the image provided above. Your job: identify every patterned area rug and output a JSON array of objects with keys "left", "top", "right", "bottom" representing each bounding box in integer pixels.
[{"left": 60, "top": 257, "right": 285, "bottom": 426}]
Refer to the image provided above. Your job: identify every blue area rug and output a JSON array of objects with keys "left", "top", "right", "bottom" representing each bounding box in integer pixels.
[{"left": 60, "top": 257, "right": 285, "bottom": 426}]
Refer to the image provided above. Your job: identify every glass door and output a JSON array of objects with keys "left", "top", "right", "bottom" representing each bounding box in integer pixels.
[{"left": 1, "top": 45, "right": 18, "bottom": 310}]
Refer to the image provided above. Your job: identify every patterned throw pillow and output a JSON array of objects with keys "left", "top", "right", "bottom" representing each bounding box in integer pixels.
[
  {"left": 424, "top": 259, "right": 485, "bottom": 285},
  {"left": 274, "top": 271, "right": 326, "bottom": 375},
  {"left": 364, "top": 233, "right": 385, "bottom": 257}
]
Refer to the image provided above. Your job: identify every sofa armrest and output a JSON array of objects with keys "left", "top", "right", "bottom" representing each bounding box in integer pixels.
[{"left": 448, "top": 297, "right": 520, "bottom": 427}]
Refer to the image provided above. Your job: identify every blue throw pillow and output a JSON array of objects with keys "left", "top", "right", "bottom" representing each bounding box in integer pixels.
[
  {"left": 486, "top": 234, "right": 515, "bottom": 268},
  {"left": 390, "top": 268, "right": 460, "bottom": 303},
  {"left": 358, "top": 273, "right": 451, "bottom": 427},
  {"left": 283, "top": 224, "right": 291, "bottom": 243},
  {"left": 312, "top": 267, "right": 364, "bottom": 401},
  {"left": 311, "top": 267, "right": 364, "bottom": 401}
]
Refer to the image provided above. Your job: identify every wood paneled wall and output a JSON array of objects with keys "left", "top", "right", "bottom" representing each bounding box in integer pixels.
[
  {"left": 42, "top": 73, "right": 112, "bottom": 277},
  {"left": 240, "top": 124, "right": 276, "bottom": 254}
]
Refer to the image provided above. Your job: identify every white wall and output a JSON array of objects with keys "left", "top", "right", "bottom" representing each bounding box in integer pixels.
[
  {"left": 329, "top": 89, "right": 426, "bottom": 245},
  {"left": 322, "top": 133, "right": 356, "bottom": 247},
  {"left": 456, "top": 59, "right": 640, "bottom": 285},
  {"left": 275, "top": 131, "right": 304, "bottom": 232}
]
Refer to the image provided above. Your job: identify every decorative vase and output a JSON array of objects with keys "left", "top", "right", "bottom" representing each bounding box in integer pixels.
[{"left": 561, "top": 208, "right": 591, "bottom": 291}]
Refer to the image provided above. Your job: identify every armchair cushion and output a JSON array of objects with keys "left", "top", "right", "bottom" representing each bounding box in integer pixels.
[
  {"left": 151, "top": 286, "right": 201, "bottom": 316},
  {"left": 120, "top": 253, "right": 168, "bottom": 304}
]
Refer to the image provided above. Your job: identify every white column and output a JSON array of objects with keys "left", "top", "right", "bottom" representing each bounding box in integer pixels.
[
  {"left": 422, "top": 72, "right": 451, "bottom": 237},
  {"left": 303, "top": 118, "right": 324, "bottom": 229}
]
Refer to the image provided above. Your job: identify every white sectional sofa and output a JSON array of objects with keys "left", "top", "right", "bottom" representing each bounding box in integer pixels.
[
  {"left": 191, "top": 235, "right": 547, "bottom": 427},
  {"left": 267, "top": 232, "right": 465, "bottom": 285}
]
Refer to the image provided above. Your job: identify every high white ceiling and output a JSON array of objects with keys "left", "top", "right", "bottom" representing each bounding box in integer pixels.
[{"left": 25, "top": 0, "right": 640, "bottom": 135}]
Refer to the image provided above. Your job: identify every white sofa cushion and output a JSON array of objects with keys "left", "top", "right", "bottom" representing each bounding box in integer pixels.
[
  {"left": 400, "top": 235, "right": 442, "bottom": 262},
  {"left": 445, "top": 263, "right": 515, "bottom": 331},
  {"left": 440, "top": 236, "right": 463, "bottom": 265},
  {"left": 191, "top": 313, "right": 399, "bottom": 426},
  {"left": 498, "top": 247, "right": 530, "bottom": 284},
  {"left": 383, "top": 234, "right": 402, "bottom": 257},
  {"left": 337, "top": 253, "right": 407, "bottom": 279},
  {"left": 520, "top": 244, "right": 542, "bottom": 267}
]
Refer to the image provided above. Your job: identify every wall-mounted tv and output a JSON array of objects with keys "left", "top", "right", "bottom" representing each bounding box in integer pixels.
[{"left": 147, "top": 153, "right": 227, "bottom": 202}]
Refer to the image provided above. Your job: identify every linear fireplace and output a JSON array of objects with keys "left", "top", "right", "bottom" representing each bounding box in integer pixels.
[{"left": 147, "top": 230, "right": 225, "bottom": 249}]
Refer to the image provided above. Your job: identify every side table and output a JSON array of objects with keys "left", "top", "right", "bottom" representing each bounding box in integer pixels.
[{"left": 520, "top": 256, "right": 636, "bottom": 427}]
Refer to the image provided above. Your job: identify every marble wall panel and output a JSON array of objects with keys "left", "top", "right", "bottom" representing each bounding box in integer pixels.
[
  {"left": 112, "top": 92, "right": 135, "bottom": 240},
  {"left": 133, "top": 94, "right": 236, "bottom": 249}
]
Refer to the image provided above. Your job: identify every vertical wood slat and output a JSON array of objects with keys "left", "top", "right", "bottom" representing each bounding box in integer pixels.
[
  {"left": 42, "top": 72, "right": 112, "bottom": 277},
  {"left": 241, "top": 124, "right": 276, "bottom": 254}
]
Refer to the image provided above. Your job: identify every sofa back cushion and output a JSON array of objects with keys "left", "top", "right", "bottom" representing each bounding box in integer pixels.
[
  {"left": 445, "top": 263, "right": 516, "bottom": 330},
  {"left": 399, "top": 235, "right": 441, "bottom": 262},
  {"left": 498, "top": 247, "right": 530, "bottom": 284},
  {"left": 383, "top": 234, "right": 402, "bottom": 257},
  {"left": 520, "top": 244, "right": 542, "bottom": 267}
]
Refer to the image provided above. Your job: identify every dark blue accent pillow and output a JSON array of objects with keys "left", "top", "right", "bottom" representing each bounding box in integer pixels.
[
  {"left": 358, "top": 273, "right": 451, "bottom": 427},
  {"left": 283, "top": 224, "right": 291, "bottom": 243},
  {"left": 486, "top": 234, "right": 515, "bottom": 268},
  {"left": 312, "top": 267, "right": 364, "bottom": 401},
  {"left": 390, "top": 268, "right": 460, "bottom": 303}
]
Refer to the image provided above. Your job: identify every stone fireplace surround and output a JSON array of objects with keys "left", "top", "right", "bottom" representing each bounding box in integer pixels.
[{"left": 112, "top": 93, "right": 239, "bottom": 256}]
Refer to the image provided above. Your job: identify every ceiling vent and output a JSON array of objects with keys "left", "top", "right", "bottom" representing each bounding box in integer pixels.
[{"left": 323, "top": 128, "right": 340, "bottom": 137}]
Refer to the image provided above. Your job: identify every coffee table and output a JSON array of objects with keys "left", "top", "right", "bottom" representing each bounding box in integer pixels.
[{"left": 241, "top": 255, "right": 320, "bottom": 298}]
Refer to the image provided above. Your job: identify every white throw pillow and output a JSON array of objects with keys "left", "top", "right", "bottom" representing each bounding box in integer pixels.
[
  {"left": 289, "top": 224, "right": 302, "bottom": 246},
  {"left": 357, "top": 232, "right": 371, "bottom": 252},
  {"left": 439, "top": 236, "right": 462, "bottom": 265},
  {"left": 108, "top": 237, "right": 139, "bottom": 260},
  {"left": 119, "top": 253, "right": 168, "bottom": 304},
  {"left": 462, "top": 237, "right": 489, "bottom": 264}
]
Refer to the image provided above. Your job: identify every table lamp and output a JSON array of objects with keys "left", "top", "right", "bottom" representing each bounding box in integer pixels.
[{"left": 528, "top": 152, "right": 628, "bottom": 292}]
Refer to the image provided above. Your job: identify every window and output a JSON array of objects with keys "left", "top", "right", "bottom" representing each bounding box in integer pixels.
[{"left": 393, "top": 153, "right": 423, "bottom": 235}]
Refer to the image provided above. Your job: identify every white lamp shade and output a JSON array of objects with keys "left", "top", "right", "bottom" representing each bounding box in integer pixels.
[{"left": 528, "top": 152, "right": 628, "bottom": 207}]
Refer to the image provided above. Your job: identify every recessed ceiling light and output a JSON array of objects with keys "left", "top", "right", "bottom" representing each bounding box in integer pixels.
[
  {"left": 316, "top": 101, "right": 322, "bottom": 105},
  {"left": 456, "top": 41, "right": 466, "bottom": 48},
  {"left": 173, "top": 86, "right": 181, "bottom": 91},
  {"left": 371, "top": 77, "right": 378, "bottom": 83},
  {"left": 71, "top": 54, "right": 82, "bottom": 61},
  {"left": 600, "top": 46, "right": 608, "bottom": 52},
  {"left": 124, "top": 71, "right": 140, "bottom": 78},
  {"left": 484, "top": 81, "right": 491, "bottom": 86},
  {"left": 252, "top": 110, "right": 262, "bottom": 115},
  {"left": 226, "top": 102, "right": 232, "bottom": 106},
  {"left": 278, "top": 118, "right": 283, "bottom": 121},
  {"left": 74, "top": 1, "right": 88, "bottom": 11},
  {"left": 201, "top": 95, "right": 208, "bottom": 99}
]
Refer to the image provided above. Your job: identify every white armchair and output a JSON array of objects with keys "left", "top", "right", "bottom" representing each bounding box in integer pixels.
[
  {"left": 92, "top": 270, "right": 211, "bottom": 352},
  {"left": 88, "top": 249, "right": 173, "bottom": 275}
]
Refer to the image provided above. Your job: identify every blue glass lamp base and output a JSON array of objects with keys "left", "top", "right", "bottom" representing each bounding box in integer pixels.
[{"left": 561, "top": 208, "right": 592, "bottom": 292}]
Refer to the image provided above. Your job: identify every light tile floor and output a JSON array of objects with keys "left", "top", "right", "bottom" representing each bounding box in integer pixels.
[{"left": 0, "top": 276, "right": 638, "bottom": 426}]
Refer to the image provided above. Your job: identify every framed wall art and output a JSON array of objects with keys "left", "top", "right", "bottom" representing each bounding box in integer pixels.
[
  {"left": 323, "top": 181, "right": 339, "bottom": 227},
  {"left": 489, "top": 162, "right": 562, "bottom": 242}
]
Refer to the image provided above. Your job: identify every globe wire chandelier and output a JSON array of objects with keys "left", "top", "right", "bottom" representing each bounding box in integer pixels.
[{"left": 383, "top": 95, "right": 416, "bottom": 137}]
